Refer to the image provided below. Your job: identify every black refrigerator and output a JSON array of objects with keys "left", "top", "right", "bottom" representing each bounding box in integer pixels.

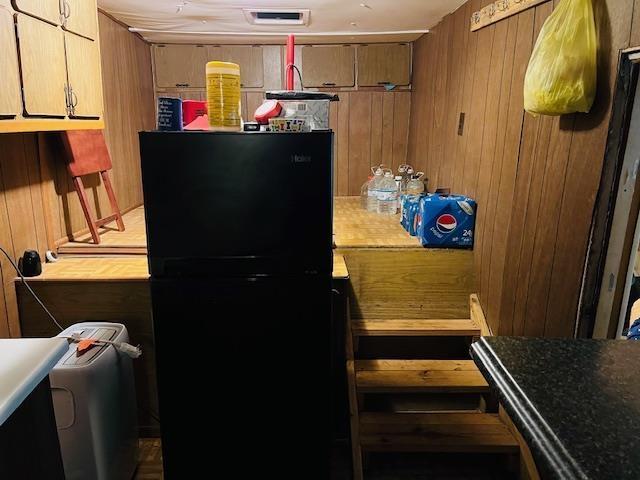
[{"left": 139, "top": 131, "right": 333, "bottom": 478}]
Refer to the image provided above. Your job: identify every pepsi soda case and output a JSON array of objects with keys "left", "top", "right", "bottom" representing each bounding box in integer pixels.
[
  {"left": 417, "top": 194, "right": 476, "bottom": 248},
  {"left": 400, "top": 194, "right": 423, "bottom": 236}
]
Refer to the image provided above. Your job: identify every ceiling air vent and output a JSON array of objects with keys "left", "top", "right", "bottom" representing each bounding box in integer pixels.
[{"left": 243, "top": 9, "right": 310, "bottom": 26}]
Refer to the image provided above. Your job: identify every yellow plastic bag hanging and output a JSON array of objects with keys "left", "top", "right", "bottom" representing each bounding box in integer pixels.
[{"left": 523, "top": 0, "right": 597, "bottom": 116}]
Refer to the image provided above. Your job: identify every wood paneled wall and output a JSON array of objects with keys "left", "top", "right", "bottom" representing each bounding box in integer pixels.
[
  {"left": 0, "top": 12, "right": 154, "bottom": 337},
  {"left": 408, "top": 0, "right": 640, "bottom": 337},
  {"left": 331, "top": 91, "right": 411, "bottom": 196}
]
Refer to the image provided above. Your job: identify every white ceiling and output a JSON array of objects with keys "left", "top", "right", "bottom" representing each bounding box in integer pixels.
[{"left": 97, "top": 0, "right": 466, "bottom": 44}]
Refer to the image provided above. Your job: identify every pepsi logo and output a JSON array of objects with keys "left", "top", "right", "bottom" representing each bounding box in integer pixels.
[{"left": 436, "top": 214, "right": 457, "bottom": 234}]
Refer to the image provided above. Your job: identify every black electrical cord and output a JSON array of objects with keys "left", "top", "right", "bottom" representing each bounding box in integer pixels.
[
  {"left": 286, "top": 63, "right": 304, "bottom": 90},
  {"left": 0, "top": 246, "right": 64, "bottom": 332}
]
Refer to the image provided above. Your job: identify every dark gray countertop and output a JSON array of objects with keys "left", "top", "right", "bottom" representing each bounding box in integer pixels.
[{"left": 471, "top": 337, "right": 640, "bottom": 480}]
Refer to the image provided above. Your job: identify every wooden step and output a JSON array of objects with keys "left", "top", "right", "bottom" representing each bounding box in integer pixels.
[
  {"left": 351, "top": 319, "right": 481, "bottom": 337},
  {"left": 355, "top": 360, "right": 489, "bottom": 393},
  {"left": 359, "top": 412, "right": 519, "bottom": 453}
]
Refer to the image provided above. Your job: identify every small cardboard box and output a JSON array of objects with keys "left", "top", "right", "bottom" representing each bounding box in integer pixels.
[{"left": 278, "top": 100, "right": 330, "bottom": 130}]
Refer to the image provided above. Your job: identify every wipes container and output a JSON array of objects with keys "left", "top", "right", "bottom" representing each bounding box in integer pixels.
[{"left": 206, "top": 61, "right": 241, "bottom": 131}]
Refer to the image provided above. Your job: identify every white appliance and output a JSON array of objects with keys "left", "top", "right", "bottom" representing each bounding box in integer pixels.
[{"left": 51, "top": 322, "right": 138, "bottom": 480}]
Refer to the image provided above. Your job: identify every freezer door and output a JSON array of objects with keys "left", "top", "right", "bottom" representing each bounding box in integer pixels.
[
  {"left": 140, "top": 131, "right": 333, "bottom": 275},
  {"left": 150, "top": 275, "right": 331, "bottom": 477}
]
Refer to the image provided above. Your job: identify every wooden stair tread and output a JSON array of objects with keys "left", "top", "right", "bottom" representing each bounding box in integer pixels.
[
  {"left": 355, "top": 360, "right": 489, "bottom": 393},
  {"left": 359, "top": 412, "right": 519, "bottom": 453},
  {"left": 352, "top": 318, "right": 481, "bottom": 337}
]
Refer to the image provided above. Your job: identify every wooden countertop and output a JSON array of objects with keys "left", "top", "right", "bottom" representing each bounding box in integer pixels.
[
  {"left": 20, "top": 254, "right": 349, "bottom": 282},
  {"left": 334, "top": 196, "right": 422, "bottom": 249}
]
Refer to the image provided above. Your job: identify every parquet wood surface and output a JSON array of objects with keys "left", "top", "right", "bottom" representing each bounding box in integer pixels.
[{"left": 333, "top": 197, "right": 421, "bottom": 249}]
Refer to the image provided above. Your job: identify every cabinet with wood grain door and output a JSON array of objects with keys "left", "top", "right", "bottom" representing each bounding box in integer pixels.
[
  {"left": 357, "top": 43, "right": 412, "bottom": 87},
  {"left": 61, "top": 0, "right": 98, "bottom": 40},
  {"left": 12, "top": 0, "right": 60, "bottom": 25},
  {"left": 65, "top": 31, "right": 103, "bottom": 117},
  {"left": 16, "top": 13, "right": 68, "bottom": 117},
  {"left": 153, "top": 44, "right": 208, "bottom": 88},
  {"left": 207, "top": 46, "right": 264, "bottom": 88},
  {"left": 301, "top": 45, "right": 355, "bottom": 88},
  {"left": 0, "top": 6, "right": 22, "bottom": 117},
  {"left": 1, "top": 0, "right": 105, "bottom": 132}
]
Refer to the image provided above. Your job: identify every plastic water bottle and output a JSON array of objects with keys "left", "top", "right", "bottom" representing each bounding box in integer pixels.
[
  {"left": 377, "top": 170, "right": 398, "bottom": 215},
  {"left": 406, "top": 171, "right": 426, "bottom": 195},
  {"left": 398, "top": 164, "right": 412, "bottom": 192},
  {"left": 367, "top": 166, "right": 384, "bottom": 212},
  {"left": 394, "top": 175, "right": 403, "bottom": 214},
  {"left": 360, "top": 175, "right": 373, "bottom": 209}
]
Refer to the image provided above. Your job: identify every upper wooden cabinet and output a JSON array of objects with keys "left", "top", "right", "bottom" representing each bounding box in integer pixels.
[
  {"left": 207, "top": 46, "right": 264, "bottom": 88},
  {"left": 301, "top": 45, "right": 355, "bottom": 88},
  {"left": 12, "top": 0, "right": 60, "bottom": 25},
  {"left": 16, "top": 14, "right": 68, "bottom": 117},
  {"left": 154, "top": 45, "right": 208, "bottom": 88},
  {"left": 1, "top": 0, "right": 104, "bottom": 132},
  {"left": 65, "top": 32, "right": 103, "bottom": 117},
  {"left": 357, "top": 43, "right": 411, "bottom": 87},
  {"left": 0, "top": 7, "right": 22, "bottom": 116},
  {"left": 61, "top": 0, "right": 98, "bottom": 40}
]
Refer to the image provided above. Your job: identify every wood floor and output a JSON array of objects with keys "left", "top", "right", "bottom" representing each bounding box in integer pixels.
[
  {"left": 135, "top": 439, "right": 163, "bottom": 479},
  {"left": 58, "top": 206, "right": 147, "bottom": 254},
  {"left": 58, "top": 197, "right": 422, "bottom": 253}
]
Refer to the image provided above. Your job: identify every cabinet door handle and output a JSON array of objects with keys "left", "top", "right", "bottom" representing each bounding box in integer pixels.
[
  {"left": 322, "top": 82, "right": 336, "bottom": 86},
  {"left": 66, "top": 86, "right": 77, "bottom": 115},
  {"left": 377, "top": 81, "right": 391, "bottom": 85},
  {"left": 64, "top": 84, "right": 71, "bottom": 115},
  {"left": 175, "top": 83, "right": 189, "bottom": 88},
  {"left": 63, "top": 0, "right": 70, "bottom": 19}
]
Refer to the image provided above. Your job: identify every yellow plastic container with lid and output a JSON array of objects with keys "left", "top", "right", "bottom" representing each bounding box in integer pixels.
[{"left": 206, "top": 61, "right": 242, "bottom": 131}]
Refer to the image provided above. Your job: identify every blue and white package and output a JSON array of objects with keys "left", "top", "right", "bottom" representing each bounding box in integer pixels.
[
  {"left": 157, "top": 97, "right": 183, "bottom": 131},
  {"left": 400, "top": 195, "right": 423, "bottom": 236},
  {"left": 417, "top": 194, "right": 476, "bottom": 248}
]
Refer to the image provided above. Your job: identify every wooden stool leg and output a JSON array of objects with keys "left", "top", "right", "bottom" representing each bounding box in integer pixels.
[
  {"left": 100, "top": 170, "right": 125, "bottom": 231},
  {"left": 73, "top": 176, "right": 100, "bottom": 244}
]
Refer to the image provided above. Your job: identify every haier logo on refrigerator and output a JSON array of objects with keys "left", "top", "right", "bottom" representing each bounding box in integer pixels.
[{"left": 291, "top": 154, "right": 312, "bottom": 164}]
